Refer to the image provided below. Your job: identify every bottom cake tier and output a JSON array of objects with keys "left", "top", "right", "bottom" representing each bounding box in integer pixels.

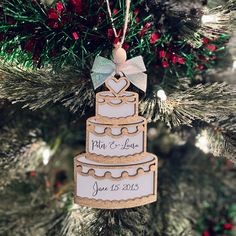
[{"left": 74, "top": 153, "right": 158, "bottom": 209}]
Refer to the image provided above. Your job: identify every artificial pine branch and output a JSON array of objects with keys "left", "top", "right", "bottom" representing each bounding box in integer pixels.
[
  {"left": 147, "top": 0, "right": 236, "bottom": 47},
  {"left": 0, "top": 65, "right": 95, "bottom": 113},
  {"left": 1, "top": 65, "right": 236, "bottom": 128},
  {"left": 52, "top": 204, "right": 94, "bottom": 236},
  {"left": 140, "top": 82, "right": 236, "bottom": 127},
  {"left": 199, "top": 0, "right": 236, "bottom": 38},
  {"left": 140, "top": 80, "right": 236, "bottom": 161},
  {"left": 88, "top": 207, "right": 151, "bottom": 236},
  {"left": 2, "top": 66, "right": 236, "bottom": 154},
  {"left": 200, "top": 115, "right": 236, "bottom": 164}
]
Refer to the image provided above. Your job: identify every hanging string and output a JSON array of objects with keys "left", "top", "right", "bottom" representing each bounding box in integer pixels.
[{"left": 105, "top": 0, "right": 131, "bottom": 47}]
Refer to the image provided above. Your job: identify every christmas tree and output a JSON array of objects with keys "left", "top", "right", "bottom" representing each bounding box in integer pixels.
[{"left": 0, "top": 0, "right": 236, "bottom": 235}]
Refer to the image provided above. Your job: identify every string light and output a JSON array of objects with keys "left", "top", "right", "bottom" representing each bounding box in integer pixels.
[
  {"left": 157, "top": 89, "right": 167, "bottom": 101},
  {"left": 195, "top": 131, "right": 210, "bottom": 153},
  {"left": 148, "top": 128, "right": 158, "bottom": 140},
  {"left": 232, "top": 60, "right": 236, "bottom": 71},
  {"left": 42, "top": 146, "right": 52, "bottom": 165},
  {"left": 201, "top": 14, "right": 218, "bottom": 24}
]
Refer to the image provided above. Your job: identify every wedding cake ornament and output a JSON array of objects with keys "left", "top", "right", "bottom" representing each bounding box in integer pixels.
[{"left": 74, "top": 0, "right": 158, "bottom": 209}]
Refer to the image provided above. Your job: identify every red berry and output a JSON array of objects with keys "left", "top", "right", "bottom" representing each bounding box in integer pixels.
[
  {"left": 172, "top": 56, "right": 178, "bottom": 64},
  {"left": 198, "top": 64, "right": 204, "bottom": 70},
  {"left": 203, "top": 38, "right": 209, "bottom": 44},
  {"left": 113, "top": 9, "right": 118, "bottom": 15},
  {"left": 177, "top": 57, "right": 185, "bottom": 64},
  {"left": 123, "top": 43, "right": 129, "bottom": 50},
  {"left": 165, "top": 52, "right": 171, "bottom": 59},
  {"left": 206, "top": 45, "right": 216, "bottom": 51},
  {"left": 56, "top": 2, "right": 63, "bottom": 13},
  {"left": 159, "top": 50, "right": 165, "bottom": 58},
  {"left": 150, "top": 33, "right": 159, "bottom": 44},
  {"left": 144, "top": 23, "right": 151, "bottom": 29},
  {"left": 134, "top": 9, "right": 140, "bottom": 15},
  {"left": 138, "top": 23, "right": 151, "bottom": 37},
  {"left": 55, "top": 181, "right": 62, "bottom": 187},
  {"left": 30, "top": 171, "right": 37, "bottom": 177},
  {"left": 107, "top": 28, "right": 113, "bottom": 38},
  {"left": 72, "top": 32, "right": 79, "bottom": 40},
  {"left": 162, "top": 61, "right": 169, "bottom": 68},
  {"left": 223, "top": 223, "right": 233, "bottom": 230},
  {"left": 48, "top": 9, "right": 59, "bottom": 20},
  {"left": 202, "top": 230, "right": 210, "bottom": 236}
]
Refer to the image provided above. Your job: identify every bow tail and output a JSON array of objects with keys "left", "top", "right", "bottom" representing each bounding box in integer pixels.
[
  {"left": 127, "top": 73, "right": 147, "bottom": 92},
  {"left": 91, "top": 72, "right": 114, "bottom": 89}
]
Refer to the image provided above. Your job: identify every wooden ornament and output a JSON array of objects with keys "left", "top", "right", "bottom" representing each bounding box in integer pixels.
[
  {"left": 74, "top": 73, "right": 158, "bottom": 209},
  {"left": 74, "top": 0, "right": 158, "bottom": 208},
  {"left": 74, "top": 71, "right": 157, "bottom": 209}
]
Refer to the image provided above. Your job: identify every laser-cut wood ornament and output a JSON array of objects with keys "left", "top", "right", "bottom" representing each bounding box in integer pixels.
[
  {"left": 74, "top": 46, "right": 158, "bottom": 209},
  {"left": 74, "top": 0, "right": 157, "bottom": 209}
]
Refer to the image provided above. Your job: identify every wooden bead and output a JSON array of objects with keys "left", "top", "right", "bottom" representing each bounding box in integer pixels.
[{"left": 112, "top": 47, "right": 127, "bottom": 64}]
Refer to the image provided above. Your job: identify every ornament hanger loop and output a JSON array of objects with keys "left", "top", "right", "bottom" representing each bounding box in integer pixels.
[{"left": 105, "top": 0, "right": 131, "bottom": 47}]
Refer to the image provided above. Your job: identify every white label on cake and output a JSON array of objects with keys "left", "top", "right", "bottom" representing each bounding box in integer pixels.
[
  {"left": 88, "top": 132, "right": 144, "bottom": 156},
  {"left": 97, "top": 103, "right": 135, "bottom": 118},
  {"left": 77, "top": 172, "right": 155, "bottom": 200}
]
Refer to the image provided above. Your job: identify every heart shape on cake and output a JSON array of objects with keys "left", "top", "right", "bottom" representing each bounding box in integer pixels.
[{"left": 105, "top": 77, "right": 130, "bottom": 95}]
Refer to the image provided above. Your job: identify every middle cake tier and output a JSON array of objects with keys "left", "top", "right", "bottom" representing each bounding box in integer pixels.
[{"left": 86, "top": 116, "right": 147, "bottom": 162}]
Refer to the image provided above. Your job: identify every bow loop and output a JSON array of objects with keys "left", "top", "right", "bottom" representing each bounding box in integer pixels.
[{"left": 91, "top": 55, "right": 147, "bottom": 92}]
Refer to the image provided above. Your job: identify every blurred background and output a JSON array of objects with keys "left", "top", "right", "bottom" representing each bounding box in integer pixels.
[{"left": 0, "top": 0, "right": 236, "bottom": 235}]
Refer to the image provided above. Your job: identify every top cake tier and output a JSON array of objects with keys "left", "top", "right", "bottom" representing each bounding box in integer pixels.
[{"left": 96, "top": 91, "right": 138, "bottom": 119}]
